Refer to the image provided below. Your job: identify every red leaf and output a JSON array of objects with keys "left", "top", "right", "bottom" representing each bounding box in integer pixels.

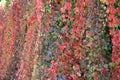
[
  {"left": 107, "top": 0, "right": 116, "bottom": 4},
  {"left": 108, "top": 6, "right": 117, "bottom": 14},
  {"left": 64, "top": 25, "right": 69, "bottom": 31},
  {"left": 59, "top": 45, "right": 66, "bottom": 51}
]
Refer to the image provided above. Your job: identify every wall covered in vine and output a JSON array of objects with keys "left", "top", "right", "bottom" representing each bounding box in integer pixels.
[{"left": 0, "top": 0, "right": 120, "bottom": 80}]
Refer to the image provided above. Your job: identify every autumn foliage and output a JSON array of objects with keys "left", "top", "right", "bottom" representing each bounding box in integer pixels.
[{"left": 0, "top": 0, "right": 120, "bottom": 80}]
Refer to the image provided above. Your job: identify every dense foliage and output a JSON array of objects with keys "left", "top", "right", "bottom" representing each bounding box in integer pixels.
[{"left": 0, "top": 0, "right": 120, "bottom": 80}]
